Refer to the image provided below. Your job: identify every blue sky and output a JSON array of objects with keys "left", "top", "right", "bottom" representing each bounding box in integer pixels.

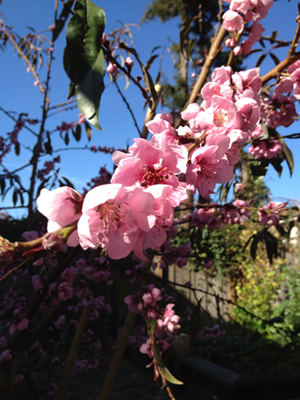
[{"left": 1, "top": 0, "right": 300, "bottom": 218}]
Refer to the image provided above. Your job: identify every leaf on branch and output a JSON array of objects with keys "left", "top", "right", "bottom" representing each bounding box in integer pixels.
[
  {"left": 256, "top": 53, "right": 267, "bottom": 68},
  {"left": 53, "top": 0, "right": 76, "bottom": 42},
  {"left": 271, "top": 42, "right": 290, "bottom": 50},
  {"left": 14, "top": 142, "right": 20, "bottom": 156},
  {"left": 73, "top": 124, "right": 82, "bottom": 142},
  {"left": 245, "top": 230, "right": 264, "bottom": 261},
  {"left": 45, "top": 132, "right": 53, "bottom": 155},
  {"left": 118, "top": 42, "right": 158, "bottom": 111},
  {"left": 269, "top": 157, "right": 283, "bottom": 177},
  {"left": 148, "top": 320, "right": 183, "bottom": 386},
  {"left": 268, "top": 127, "right": 294, "bottom": 177},
  {"left": 270, "top": 31, "right": 278, "bottom": 44},
  {"left": 249, "top": 157, "right": 269, "bottom": 177},
  {"left": 144, "top": 54, "right": 159, "bottom": 71},
  {"left": 269, "top": 52, "right": 280, "bottom": 66},
  {"left": 64, "top": 0, "right": 106, "bottom": 130},
  {"left": 36, "top": 176, "right": 51, "bottom": 198},
  {"left": 84, "top": 121, "right": 92, "bottom": 141},
  {"left": 259, "top": 39, "right": 266, "bottom": 48},
  {"left": 264, "top": 230, "right": 278, "bottom": 264},
  {"left": 61, "top": 176, "right": 75, "bottom": 189},
  {"left": 0, "top": 178, "right": 5, "bottom": 195},
  {"left": 64, "top": 131, "right": 69, "bottom": 146},
  {"left": 12, "top": 190, "right": 18, "bottom": 206}
]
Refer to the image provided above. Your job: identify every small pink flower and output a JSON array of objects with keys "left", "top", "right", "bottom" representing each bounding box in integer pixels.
[{"left": 222, "top": 10, "right": 244, "bottom": 33}]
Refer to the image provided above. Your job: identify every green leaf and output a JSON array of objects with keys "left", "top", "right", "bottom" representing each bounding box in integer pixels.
[
  {"left": 76, "top": 48, "right": 105, "bottom": 130},
  {"left": 148, "top": 319, "right": 183, "bottom": 385},
  {"left": 61, "top": 176, "right": 75, "bottom": 189},
  {"left": 36, "top": 176, "right": 51, "bottom": 198},
  {"left": 45, "top": 132, "right": 53, "bottom": 155},
  {"left": 53, "top": 0, "right": 76, "bottom": 42},
  {"left": 67, "top": 82, "right": 76, "bottom": 99},
  {"left": 84, "top": 121, "right": 92, "bottom": 141},
  {"left": 249, "top": 230, "right": 264, "bottom": 261},
  {"left": 64, "top": 131, "right": 69, "bottom": 146},
  {"left": 269, "top": 157, "right": 283, "bottom": 177},
  {"left": 269, "top": 52, "right": 280, "bottom": 66},
  {"left": 0, "top": 178, "right": 5, "bottom": 194},
  {"left": 270, "top": 31, "right": 278, "bottom": 44},
  {"left": 73, "top": 124, "right": 82, "bottom": 142},
  {"left": 282, "top": 141, "right": 294, "bottom": 177},
  {"left": 64, "top": 0, "right": 106, "bottom": 130},
  {"left": 144, "top": 54, "right": 159, "bottom": 71},
  {"left": 141, "top": 65, "right": 158, "bottom": 112},
  {"left": 152, "top": 340, "right": 183, "bottom": 385},
  {"left": 118, "top": 42, "right": 158, "bottom": 112},
  {"left": 264, "top": 231, "right": 278, "bottom": 264},
  {"left": 14, "top": 142, "right": 20, "bottom": 156},
  {"left": 12, "top": 190, "right": 18, "bottom": 206},
  {"left": 256, "top": 53, "right": 267, "bottom": 68},
  {"left": 249, "top": 158, "right": 269, "bottom": 177}
]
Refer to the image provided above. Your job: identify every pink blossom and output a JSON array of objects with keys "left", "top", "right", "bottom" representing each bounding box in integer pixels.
[
  {"left": 258, "top": 201, "right": 287, "bottom": 226},
  {"left": 37, "top": 186, "right": 83, "bottom": 246},
  {"left": 223, "top": 199, "right": 252, "bottom": 224},
  {"left": 58, "top": 282, "right": 73, "bottom": 301},
  {"left": 78, "top": 184, "right": 157, "bottom": 260},
  {"left": 222, "top": 10, "right": 244, "bottom": 33},
  {"left": 186, "top": 135, "right": 232, "bottom": 198},
  {"left": 111, "top": 138, "right": 188, "bottom": 207}
]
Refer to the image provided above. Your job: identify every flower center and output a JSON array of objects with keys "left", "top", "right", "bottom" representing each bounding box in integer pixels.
[
  {"left": 97, "top": 200, "right": 122, "bottom": 233},
  {"left": 196, "top": 156, "right": 219, "bottom": 180},
  {"left": 139, "top": 165, "right": 169, "bottom": 187},
  {"left": 213, "top": 109, "right": 227, "bottom": 127}
]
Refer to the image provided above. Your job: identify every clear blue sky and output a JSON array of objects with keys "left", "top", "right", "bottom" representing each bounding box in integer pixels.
[{"left": 1, "top": 0, "right": 300, "bottom": 218}]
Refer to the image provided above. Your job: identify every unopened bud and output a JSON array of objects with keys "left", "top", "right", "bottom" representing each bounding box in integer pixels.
[
  {"left": 106, "top": 62, "right": 117, "bottom": 75},
  {"left": 42, "top": 233, "right": 64, "bottom": 251},
  {"left": 0, "top": 237, "right": 15, "bottom": 267}
]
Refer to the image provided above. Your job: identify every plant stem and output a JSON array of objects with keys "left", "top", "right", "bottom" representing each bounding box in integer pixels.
[{"left": 186, "top": 25, "right": 227, "bottom": 106}]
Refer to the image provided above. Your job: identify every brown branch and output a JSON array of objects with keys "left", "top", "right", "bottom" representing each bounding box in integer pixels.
[
  {"left": 261, "top": 10, "right": 300, "bottom": 85},
  {"left": 27, "top": 0, "right": 59, "bottom": 227},
  {"left": 186, "top": 25, "right": 227, "bottom": 106},
  {"left": 2, "top": 26, "right": 45, "bottom": 95}
]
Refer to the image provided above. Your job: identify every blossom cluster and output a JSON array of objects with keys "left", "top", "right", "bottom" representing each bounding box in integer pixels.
[
  {"left": 36, "top": 64, "right": 267, "bottom": 260},
  {"left": 222, "top": 0, "right": 274, "bottom": 55}
]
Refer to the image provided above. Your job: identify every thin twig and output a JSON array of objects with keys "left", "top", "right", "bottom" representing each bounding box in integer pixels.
[
  {"left": 0, "top": 106, "right": 38, "bottom": 137},
  {"left": 114, "top": 78, "right": 142, "bottom": 136},
  {"left": 1, "top": 26, "right": 45, "bottom": 95}
]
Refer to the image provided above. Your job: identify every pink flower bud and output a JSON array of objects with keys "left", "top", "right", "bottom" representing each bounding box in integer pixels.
[
  {"left": 233, "top": 46, "right": 243, "bottom": 56},
  {"left": 42, "top": 232, "right": 64, "bottom": 251},
  {"left": 0, "top": 237, "right": 14, "bottom": 267},
  {"left": 101, "top": 33, "right": 106, "bottom": 44},
  {"left": 49, "top": 25, "right": 55, "bottom": 32},
  {"left": 106, "top": 62, "right": 117, "bottom": 75},
  {"left": 125, "top": 57, "right": 134, "bottom": 67}
]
